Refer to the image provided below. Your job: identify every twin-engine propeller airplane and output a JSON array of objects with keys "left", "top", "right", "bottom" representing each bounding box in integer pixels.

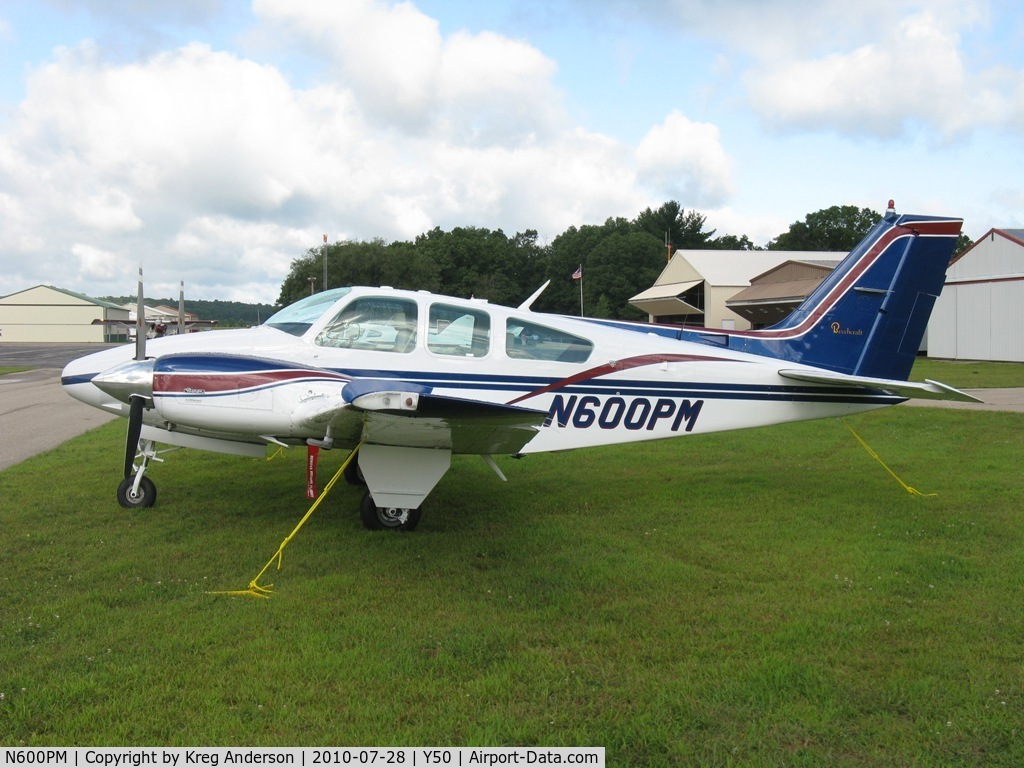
[{"left": 62, "top": 207, "right": 979, "bottom": 530}]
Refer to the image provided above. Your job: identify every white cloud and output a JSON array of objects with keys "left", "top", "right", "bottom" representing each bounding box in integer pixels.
[
  {"left": 438, "top": 30, "right": 563, "bottom": 144},
  {"left": 635, "top": 111, "right": 732, "bottom": 206},
  {"left": 72, "top": 187, "right": 142, "bottom": 233},
  {"left": 253, "top": 0, "right": 445, "bottom": 128},
  {"left": 253, "top": 0, "right": 566, "bottom": 144},
  {"left": 587, "top": 0, "right": 1019, "bottom": 142},
  {"left": 0, "top": 0, "right": 742, "bottom": 303},
  {"left": 703, "top": 206, "right": 788, "bottom": 249},
  {"left": 72, "top": 242, "right": 121, "bottom": 279},
  {"left": 744, "top": 11, "right": 979, "bottom": 139},
  {"left": 718, "top": 2, "right": 1023, "bottom": 142}
]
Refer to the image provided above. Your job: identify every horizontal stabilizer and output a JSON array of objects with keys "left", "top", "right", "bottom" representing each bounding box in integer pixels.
[{"left": 778, "top": 368, "right": 982, "bottom": 403}]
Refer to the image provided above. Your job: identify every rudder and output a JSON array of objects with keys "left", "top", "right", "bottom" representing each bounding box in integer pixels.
[{"left": 702, "top": 210, "right": 963, "bottom": 380}]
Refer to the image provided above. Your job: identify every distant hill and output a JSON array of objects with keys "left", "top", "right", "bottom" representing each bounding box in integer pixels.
[{"left": 101, "top": 297, "right": 278, "bottom": 328}]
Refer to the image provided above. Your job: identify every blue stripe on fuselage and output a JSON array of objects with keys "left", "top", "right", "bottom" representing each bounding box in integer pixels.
[
  {"left": 325, "top": 368, "right": 901, "bottom": 405},
  {"left": 68, "top": 360, "right": 902, "bottom": 406}
]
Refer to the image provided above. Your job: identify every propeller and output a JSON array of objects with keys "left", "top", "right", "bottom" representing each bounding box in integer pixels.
[
  {"left": 178, "top": 279, "right": 185, "bottom": 335},
  {"left": 135, "top": 266, "right": 146, "bottom": 362},
  {"left": 87, "top": 266, "right": 160, "bottom": 505}
]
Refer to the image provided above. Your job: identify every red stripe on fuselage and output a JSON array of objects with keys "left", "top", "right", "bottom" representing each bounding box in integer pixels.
[{"left": 154, "top": 369, "right": 348, "bottom": 395}]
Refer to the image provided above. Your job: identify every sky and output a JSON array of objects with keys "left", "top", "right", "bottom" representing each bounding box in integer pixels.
[{"left": 1, "top": 0, "right": 1023, "bottom": 304}]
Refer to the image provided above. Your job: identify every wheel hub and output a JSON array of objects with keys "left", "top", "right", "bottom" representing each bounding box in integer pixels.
[{"left": 378, "top": 507, "right": 410, "bottom": 526}]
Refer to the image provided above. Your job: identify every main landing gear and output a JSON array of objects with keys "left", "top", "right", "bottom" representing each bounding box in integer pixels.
[
  {"left": 114, "top": 433, "right": 429, "bottom": 533},
  {"left": 345, "top": 457, "right": 422, "bottom": 531},
  {"left": 359, "top": 491, "right": 422, "bottom": 531}
]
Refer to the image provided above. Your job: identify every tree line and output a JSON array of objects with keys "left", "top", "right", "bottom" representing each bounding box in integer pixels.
[{"left": 276, "top": 203, "right": 972, "bottom": 319}]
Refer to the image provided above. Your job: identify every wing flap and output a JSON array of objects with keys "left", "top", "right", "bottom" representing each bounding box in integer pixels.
[{"left": 778, "top": 368, "right": 982, "bottom": 403}]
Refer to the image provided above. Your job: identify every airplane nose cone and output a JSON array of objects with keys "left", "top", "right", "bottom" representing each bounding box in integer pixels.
[{"left": 91, "top": 359, "right": 156, "bottom": 404}]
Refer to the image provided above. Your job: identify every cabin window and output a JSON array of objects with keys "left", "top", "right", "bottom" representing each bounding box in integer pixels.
[
  {"left": 427, "top": 304, "right": 491, "bottom": 357},
  {"left": 315, "top": 297, "right": 418, "bottom": 353},
  {"left": 505, "top": 318, "right": 593, "bottom": 363}
]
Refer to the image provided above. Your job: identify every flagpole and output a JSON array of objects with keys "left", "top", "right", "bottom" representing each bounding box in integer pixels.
[{"left": 579, "top": 271, "right": 584, "bottom": 316}]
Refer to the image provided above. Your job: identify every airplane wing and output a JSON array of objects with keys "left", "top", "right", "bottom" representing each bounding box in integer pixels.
[
  {"left": 293, "top": 378, "right": 547, "bottom": 454},
  {"left": 777, "top": 369, "right": 982, "bottom": 403}
]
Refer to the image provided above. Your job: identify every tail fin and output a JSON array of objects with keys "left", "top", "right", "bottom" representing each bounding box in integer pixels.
[{"left": 719, "top": 211, "right": 962, "bottom": 380}]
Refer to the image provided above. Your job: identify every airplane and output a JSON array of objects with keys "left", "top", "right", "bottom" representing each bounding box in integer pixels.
[{"left": 61, "top": 205, "right": 980, "bottom": 531}]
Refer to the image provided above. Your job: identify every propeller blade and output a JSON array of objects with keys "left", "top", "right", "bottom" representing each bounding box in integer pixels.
[
  {"left": 178, "top": 280, "right": 185, "bottom": 334},
  {"left": 135, "top": 266, "right": 146, "bottom": 362},
  {"left": 124, "top": 395, "right": 145, "bottom": 480}
]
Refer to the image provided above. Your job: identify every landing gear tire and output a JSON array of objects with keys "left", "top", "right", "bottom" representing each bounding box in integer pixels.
[
  {"left": 359, "top": 490, "right": 421, "bottom": 532},
  {"left": 117, "top": 476, "right": 157, "bottom": 509}
]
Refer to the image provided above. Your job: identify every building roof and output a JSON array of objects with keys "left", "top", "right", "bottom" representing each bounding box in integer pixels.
[
  {"left": 727, "top": 277, "right": 830, "bottom": 305},
  {"left": 950, "top": 228, "right": 1024, "bottom": 267},
  {"left": 629, "top": 250, "right": 847, "bottom": 316},
  {"left": 629, "top": 280, "right": 702, "bottom": 304},
  {"left": 0, "top": 284, "right": 126, "bottom": 311},
  {"left": 728, "top": 259, "right": 840, "bottom": 307},
  {"left": 645, "top": 250, "right": 846, "bottom": 292},
  {"left": 628, "top": 280, "right": 703, "bottom": 316},
  {"left": 677, "top": 250, "right": 843, "bottom": 287}
]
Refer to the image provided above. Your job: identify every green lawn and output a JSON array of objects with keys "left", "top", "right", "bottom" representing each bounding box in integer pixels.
[
  {"left": 910, "top": 357, "right": 1024, "bottom": 388},
  {"left": 1, "top": 407, "right": 1022, "bottom": 765}
]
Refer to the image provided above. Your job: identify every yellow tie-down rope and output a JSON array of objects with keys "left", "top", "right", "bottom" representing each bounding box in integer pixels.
[
  {"left": 839, "top": 418, "right": 936, "bottom": 497},
  {"left": 210, "top": 439, "right": 365, "bottom": 598}
]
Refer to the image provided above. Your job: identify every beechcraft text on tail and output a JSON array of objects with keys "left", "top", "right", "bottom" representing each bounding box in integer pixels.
[{"left": 62, "top": 206, "right": 978, "bottom": 531}]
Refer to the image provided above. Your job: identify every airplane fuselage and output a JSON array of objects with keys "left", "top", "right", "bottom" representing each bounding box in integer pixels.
[
  {"left": 59, "top": 211, "right": 972, "bottom": 525},
  {"left": 62, "top": 286, "right": 897, "bottom": 457}
]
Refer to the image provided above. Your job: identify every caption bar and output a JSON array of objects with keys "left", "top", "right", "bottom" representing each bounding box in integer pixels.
[{"left": 2, "top": 748, "right": 604, "bottom": 768}]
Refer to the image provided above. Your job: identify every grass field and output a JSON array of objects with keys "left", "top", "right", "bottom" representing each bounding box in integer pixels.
[
  {"left": 1, "top": 397, "right": 1022, "bottom": 764},
  {"left": 909, "top": 358, "right": 1024, "bottom": 389}
]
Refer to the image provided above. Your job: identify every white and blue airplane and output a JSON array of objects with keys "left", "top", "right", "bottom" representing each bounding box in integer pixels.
[{"left": 62, "top": 207, "right": 978, "bottom": 530}]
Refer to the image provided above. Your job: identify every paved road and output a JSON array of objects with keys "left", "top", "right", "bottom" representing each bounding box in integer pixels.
[
  {"left": 1, "top": 343, "right": 1022, "bottom": 472},
  {"left": 0, "top": 343, "right": 121, "bottom": 471},
  {"left": 904, "top": 387, "right": 1024, "bottom": 412},
  {"left": 0, "top": 342, "right": 121, "bottom": 370}
]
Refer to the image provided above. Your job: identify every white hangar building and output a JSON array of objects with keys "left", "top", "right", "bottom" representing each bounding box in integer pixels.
[
  {"left": 0, "top": 285, "right": 130, "bottom": 343},
  {"left": 928, "top": 228, "right": 1024, "bottom": 363}
]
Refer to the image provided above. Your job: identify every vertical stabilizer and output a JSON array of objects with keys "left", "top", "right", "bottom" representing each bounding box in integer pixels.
[{"left": 688, "top": 211, "right": 963, "bottom": 380}]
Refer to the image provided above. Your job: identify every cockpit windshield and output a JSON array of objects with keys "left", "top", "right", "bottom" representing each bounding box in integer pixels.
[{"left": 264, "top": 288, "right": 352, "bottom": 336}]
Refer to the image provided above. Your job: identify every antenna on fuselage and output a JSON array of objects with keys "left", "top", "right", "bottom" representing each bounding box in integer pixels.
[{"left": 518, "top": 280, "right": 551, "bottom": 310}]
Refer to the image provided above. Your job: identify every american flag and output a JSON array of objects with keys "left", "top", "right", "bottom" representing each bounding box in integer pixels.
[{"left": 571, "top": 265, "right": 582, "bottom": 280}]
